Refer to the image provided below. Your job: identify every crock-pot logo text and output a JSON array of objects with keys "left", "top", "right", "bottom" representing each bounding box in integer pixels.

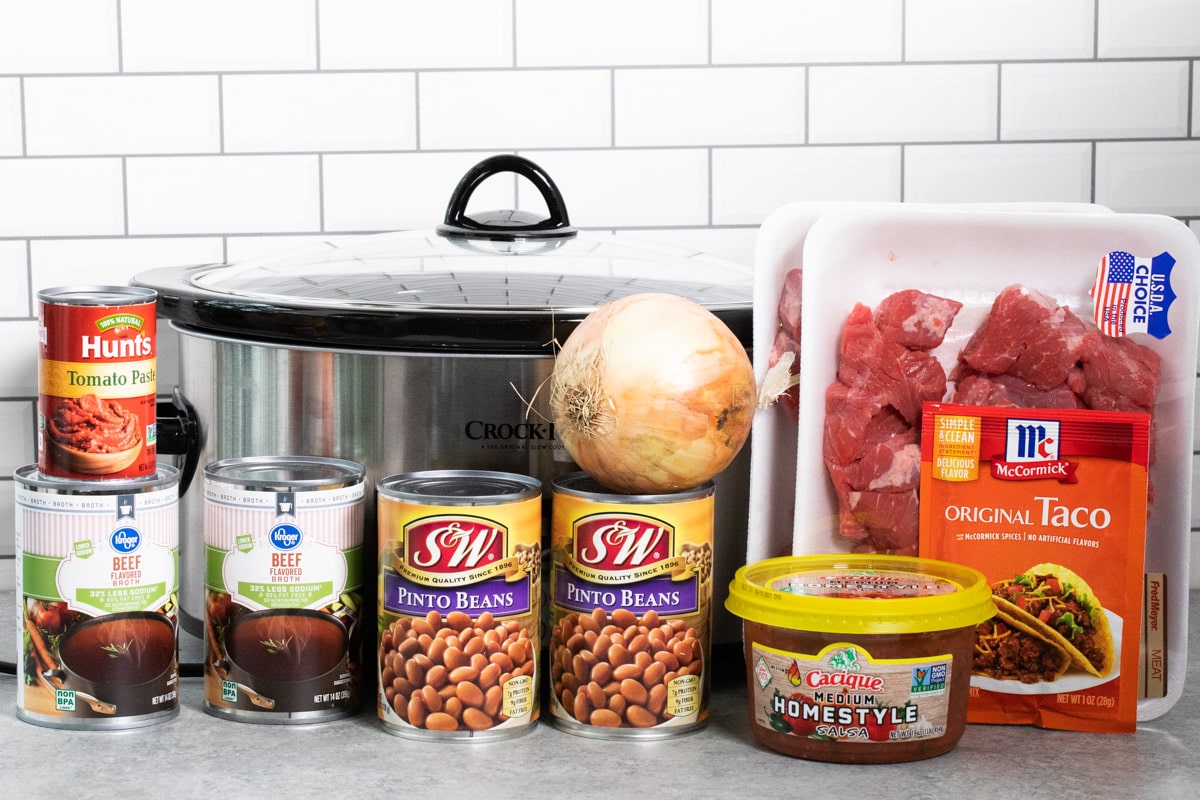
[
  {"left": 464, "top": 420, "right": 556, "bottom": 441},
  {"left": 573, "top": 515, "right": 672, "bottom": 571},
  {"left": 82, "top": 314, "right": 154, "bottom": 359},
  {"left": 406, "top": 517, "right": 506, "bottom": 574}
]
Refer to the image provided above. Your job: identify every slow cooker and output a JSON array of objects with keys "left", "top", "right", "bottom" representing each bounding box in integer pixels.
[{"left": 133, "top": 154, "right": 755, "bottom": 641}]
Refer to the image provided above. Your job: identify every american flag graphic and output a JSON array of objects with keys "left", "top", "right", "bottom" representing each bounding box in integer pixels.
[{"left": 1092, "top": 250, "right": 1136, "bottom": 336}]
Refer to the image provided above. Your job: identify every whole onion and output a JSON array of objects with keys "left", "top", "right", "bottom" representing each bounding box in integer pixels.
[{"left": 550, "top": 292, "right": 755, "bottom": 494}]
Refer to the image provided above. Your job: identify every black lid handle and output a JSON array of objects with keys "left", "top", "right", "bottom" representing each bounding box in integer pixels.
[{"left": 438, "top": 154, "right": 575, "bottom": 240}]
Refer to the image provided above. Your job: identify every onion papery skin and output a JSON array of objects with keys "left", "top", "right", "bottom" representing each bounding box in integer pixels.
[{"left": 550, "top": 293, "right": 755, "bottom": 494}]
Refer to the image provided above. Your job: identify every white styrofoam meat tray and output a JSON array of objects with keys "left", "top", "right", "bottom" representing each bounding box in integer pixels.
[{"left": 747, "top": 202, "right": 1199, "bottom": 721}]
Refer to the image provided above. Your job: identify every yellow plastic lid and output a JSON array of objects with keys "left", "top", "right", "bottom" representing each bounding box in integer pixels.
[{"left": 725, "top": 554, "right": 995, "bottom": 635}]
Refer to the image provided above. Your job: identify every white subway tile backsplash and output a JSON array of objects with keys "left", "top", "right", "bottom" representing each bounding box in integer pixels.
[
  {"left": 712, "top": 146, "right": 901, "bottom": 224},
  {"left": 0, "top": 0, "right": 118, "bottom": 74},
  {"left": 905, "top": 143, "right": 1093, "bottom": 204},
  {"left": 24, "top": 76, "right": 219, "bottom": 156},
  {"left": 1095, "top": 140, "right": 1200, "bottom": 215},
  {"left": 319, "top": 0, "right": 511, "bottom": 69},
  {"left": 1098, "top": 0, "right": 1200, "bottom": 58},
  {"left": 617, "top": 228, "right": 759, "bottom": 270},
  {"left": 0, "top": 324, "right": 36, "bottom": 393},
  {"left": 519, "top": 150, "right": 709, "bottom": 228},
  {"left": 907, "top": 0, "right": 1094, "bottom": 61},
  {"left": 615, "top": 68, "right": 804, "bottom": 147},
  {"left": 30, "top": 237, "right": 224, "bottom": 291},
  {"left": 0, "top": 158, "right": 124, "bottom": 237},
  {"left": 712, "top": 0, "right": 902, "bottom": 65},
  {"left": 0, "top": 399, "right": 33, "bottom": 474},
  {"left": 223, "top": 73, "right": 416, "bottom": 153},
  {"left": 517, "top": 0, "right": 707, "bottom": 67},
  {"left": 419, "top": 71, "right": 611, "bottom": 150},
  {"left": 0, "top": 78, "right": 20, "bottom": 155},
  {"left": 1002, "top": 61, "right": 1190, "bottom": 141},
  {"left": 809, "top": 64, "right": 997, "bottom": 144},
  {"left": 0, "top": 241, "right": 30, "bottom": 318},
  {"left": 126, "top": 155, "right": 320, "bottom": 234},
  {"left": 121, "top": 0, "right": 317, "bottom": 72},
  {"left": 323, "top": 151, "right": 517, "bottom": 232}
]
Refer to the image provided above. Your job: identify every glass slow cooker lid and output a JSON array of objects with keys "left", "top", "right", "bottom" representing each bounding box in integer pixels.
[{"left": 133, "top": 155, "right": 753, "bottom": 354}]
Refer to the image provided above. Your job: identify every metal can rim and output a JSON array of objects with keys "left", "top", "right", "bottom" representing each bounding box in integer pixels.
[
  {"left": 13, "top": 463, "right": 180, "bottom": 493},
  {"left": 378, "top": 469, "right": 541, "bottom": 506},
  {"left": 204, "top": 455, "right": 365, "bottom": 491},
  {"left": 37, "top": 285, "right": 158, "bottom": 306},
  {"left": 551, "top": 471, "right": 714, "bottom": 503}
]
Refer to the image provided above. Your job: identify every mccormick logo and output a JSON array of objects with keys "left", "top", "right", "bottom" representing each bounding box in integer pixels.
[
  {"left": 109, "top": 525, "right": 141, "bottom": 554},
  {"left": 573, "top": 514, "right": 672, "bottom": 571},
  {"left": 269, "top": 523, "right": 303, "bottom": 551},
  {"left": 992, "top": 418, "right": 1077, "bottom": 483},
  {"left": 406, "top": 516, "right": 505, "bottom": 574}
]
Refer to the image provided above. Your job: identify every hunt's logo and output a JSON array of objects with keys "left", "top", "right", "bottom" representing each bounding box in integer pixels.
[
  {"left": 406, "top": 516, "right": 506, "bottom": 575},
  {"left": 573, "top": 514, "right": 672, "bottom": 572},
  {"left": 992, "top": 418, "right": 1077, "bottom": 483}
]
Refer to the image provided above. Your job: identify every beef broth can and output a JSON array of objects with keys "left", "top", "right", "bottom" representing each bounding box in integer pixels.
[
  {"left": 549, "top": 472, "right": 715, "bottom": 738},
  {"left": 14, "top": 465, "right": 181, "bottom": 729},
  {"left": 38, "top": 286, "right": 158, "bottom": 481},
  {"left": 376, "top": 470, "right": 542, "bottom": 740},
  {"left": 202, "top": 456, "right": 366, "bottom": 723}
]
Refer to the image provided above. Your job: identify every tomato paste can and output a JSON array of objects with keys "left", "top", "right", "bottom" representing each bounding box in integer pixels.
[
  {"left": 37, "top": 286, "right": 158, "bottom": 481},
  {"left": 549, "top": 472, "right": 715, "bottom": 739},
  {"left": 14, "top": 464, "right": 181, "bottom": 729},
  {"left": 202, "top": 456, "right": 366, "bottom": 723},
  {"left": 376, "top": 470, "right": 543, "bottom": 741}
]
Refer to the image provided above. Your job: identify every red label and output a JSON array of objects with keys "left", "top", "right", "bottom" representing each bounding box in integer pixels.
[
  {"left": 404, "top": 516, "right": 506, "bottom": 574},
  {"left": 38, "top": 294, "right": 158, "bottom": 481},
  {"left": 572, "top": 514, "right": 673, "bottom": 571}
]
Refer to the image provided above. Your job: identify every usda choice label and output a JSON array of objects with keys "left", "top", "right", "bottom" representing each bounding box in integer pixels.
[
  {"left": 203, "top": 480, "right": 365, "bottom": 718},
  {"left": 15, "top": 475, "right": 180, "bottom": 727}
]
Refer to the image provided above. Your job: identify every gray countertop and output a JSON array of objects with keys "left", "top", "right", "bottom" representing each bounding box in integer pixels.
[{"left": 2, "top": 590, "right": 1196, "bottom": 800}]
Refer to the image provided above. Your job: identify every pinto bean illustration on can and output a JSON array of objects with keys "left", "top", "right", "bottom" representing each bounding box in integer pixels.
[
  {"left": 202, "top": 456, "right": 366, "bottom": 723},
  {"left": 376, "top": 470, "right": 543, "bottom": 740},
  {"left": 549, "top": 473, "right": 715, "bottom": 738},
  {"left": 37, "top": 286, "right": 158, "bottom": 481},
  {"left": 14, "top": 465, "right": 181, "bottom": 730}
]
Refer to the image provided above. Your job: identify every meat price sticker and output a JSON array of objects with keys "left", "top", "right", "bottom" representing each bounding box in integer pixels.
[{"left": 918, "top": 402, "right": 1150, "bottom": 734}]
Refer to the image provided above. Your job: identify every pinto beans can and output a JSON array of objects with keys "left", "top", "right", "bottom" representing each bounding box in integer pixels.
[
  {"left": 549, "top": 473, "right": 715, "bottom": 738},
  {"left": 14, "top": 465, "right": 181, "bottom": 730},
  {"left": 203, "top": 456, "right": 366, "bottom": 723},
  {"left": 376, "top": 470, "right": 543, "bottom": 741},
  {"left": 38, "top": 286, "right": 158, "bottom": 481}
]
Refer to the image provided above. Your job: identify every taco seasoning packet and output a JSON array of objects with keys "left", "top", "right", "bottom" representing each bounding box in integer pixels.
[{"left": 918, "top": 402, "right": 1150, "bottom": 733}]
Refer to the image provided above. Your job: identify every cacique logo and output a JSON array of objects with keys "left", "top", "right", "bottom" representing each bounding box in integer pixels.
[
  {"left": 269, "top": 523, "right": 303, "bottom": 551},
  {"left": 110, "top": 526, "right": 141, "bottom": 554}
]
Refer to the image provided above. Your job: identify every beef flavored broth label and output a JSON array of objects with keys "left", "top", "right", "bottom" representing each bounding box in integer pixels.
[
  {"left": 14, "top": 466, "right": 181, "bottom": 729},
  {"left": 203, "top": 459, "right": 365, "bottom": 722},
  {"left": 376, "top": 472, "right": 543, "bottom": 741},
  {"left": 38, "top": 287, "right": 158, "bottom": 481},
  {"left": 549, "top": 474, "right": 714, "bottom": 738}
]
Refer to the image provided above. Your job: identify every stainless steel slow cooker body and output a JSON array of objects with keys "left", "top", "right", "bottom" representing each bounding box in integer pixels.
[{"left": 133, "top": 155, "right": 755, "bottom": 642}]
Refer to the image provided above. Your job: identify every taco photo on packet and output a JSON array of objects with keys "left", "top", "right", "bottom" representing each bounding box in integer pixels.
[
  {"left": 990, "top": 563, "right": 1115, "bottom": 679},
  {"left": 974, "top": 611, "right": 1072, "bottom": 684}
]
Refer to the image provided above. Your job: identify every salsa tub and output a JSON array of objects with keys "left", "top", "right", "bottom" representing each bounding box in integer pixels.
[{"left": 725, "top": 554, "right": 994, "bottom": 764}]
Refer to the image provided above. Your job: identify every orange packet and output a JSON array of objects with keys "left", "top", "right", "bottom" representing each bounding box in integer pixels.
[{"left": 918, "top": 402, "right": 1149, "bottom": 733}]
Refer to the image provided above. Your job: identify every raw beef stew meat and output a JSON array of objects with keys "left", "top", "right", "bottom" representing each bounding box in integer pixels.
[{"left": 822, "top": 283, "right": 1161, "bottom": 554}]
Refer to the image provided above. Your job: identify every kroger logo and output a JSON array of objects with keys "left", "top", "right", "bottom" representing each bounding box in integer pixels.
[
  {"left": 269, "top": 523, "right": 303, "bottom": 551},
  {"left": 110, "top": 526, "right": 141, "bottom": 554}
]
